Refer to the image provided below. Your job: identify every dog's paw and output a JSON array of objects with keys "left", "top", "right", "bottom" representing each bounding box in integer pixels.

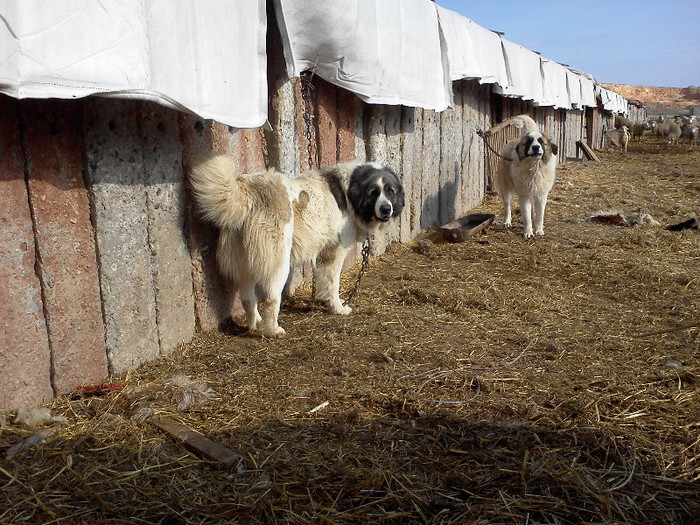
[
  {"left": 330, "top": 303, "right": 352, "bottom": 316},
  {"left": 503, "top": 220, "right": 512, "bottom": 228},
  {"left": 523, "top": 231, "right": 535, "bottom": 239},
  {"left": 535, "top": 229, "right": 545, "bottom": 236},
  {"left": 262, "top": 326, "right": 286, "bottom": 338}
]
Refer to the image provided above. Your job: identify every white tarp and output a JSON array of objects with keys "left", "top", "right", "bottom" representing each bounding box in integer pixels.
[
  {"left": 540, "top": 59, "right": 572, "bottom": 110},
  {"left": 597, "top": 86, "right": 628, "bottom": 115},
  {"left": 274, "top": 0, "right": 452, "bottom": 111},
  {"left": 496, "top": 38, "right": 545, "bottom": 103},
  {"left": 0, "top": 0, "right": 268, "bottom": 128},
  {"left": 436, "top": 5, "right": 508, "bottom": 87},
  {"left": 565, "top": 68, "right": 584, "bottom": 109}
]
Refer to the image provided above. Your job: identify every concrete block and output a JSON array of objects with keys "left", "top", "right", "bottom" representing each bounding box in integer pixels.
[
  {"left": 354, "top": 96, "right": 367, "bottom": 163},
  {"left": 20, "top": 99, "right": 108, "bottom": 394},
  {"left": 267, "top": 78, "right": 300, "bottom": 176},
  {"left": 366, "top": 105, "right": 388, "bottom": 256},
  {"left": 179, "top": 113, "right": 235, "bottom": 331},
  {"left": 409, "top": 108, "right": 425, "bottom": 238},
  {"left": 316, "top": 78, "right": 337, "bottom": 169},
  {"left": 82, "top": 98, "right": 159, "bottom": 374},
  {"left": 138, "top": 102, "right": 196, "bottom": 354},
  {"left": 421, "top": 110, "right": 440, "bottom": 229},
  {"left": 439, "top": 106, "right": 458, "bottom": 226},
  {"left": 399, "top": 107, "right": 416, "bottom": 242},
  {"left": 0, "top": 96, "right": 53, "bottom": 409},
  {"left": 385, "top": 106, "right": 402, "bottom": 244},
  {"left": 337, "top": 89, "right": 356, "bottom": 162}
]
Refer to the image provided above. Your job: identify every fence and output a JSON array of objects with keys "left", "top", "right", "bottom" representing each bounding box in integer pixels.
[{"left": 0, "top": 15, "right": 637, "bottom": 410}]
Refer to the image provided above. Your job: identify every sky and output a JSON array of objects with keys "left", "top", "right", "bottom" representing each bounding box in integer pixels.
[{"left": 435, "top": 1, "right": 700, "bottom": 88}]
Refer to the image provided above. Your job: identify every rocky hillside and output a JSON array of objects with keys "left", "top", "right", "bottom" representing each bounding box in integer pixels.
[{"left": 601, "top": 84, "right": 700, "bottom": 115}]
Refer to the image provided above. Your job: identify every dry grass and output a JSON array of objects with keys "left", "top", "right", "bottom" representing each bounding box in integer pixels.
[{"left": 1, "top": 137, "right": 699, "bottom": 524}]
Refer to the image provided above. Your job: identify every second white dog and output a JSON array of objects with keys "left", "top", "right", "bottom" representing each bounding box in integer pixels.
[{"left": 492, "top": 115, "right": 559, "bottom": 238}]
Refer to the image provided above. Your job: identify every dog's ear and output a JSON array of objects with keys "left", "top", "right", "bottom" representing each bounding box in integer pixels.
[
  {"left": 550, "top": 142, "right": 558, "bottom": 156},
  {"left": 516, "top": 139, "right": 528, "bottom": 160}
]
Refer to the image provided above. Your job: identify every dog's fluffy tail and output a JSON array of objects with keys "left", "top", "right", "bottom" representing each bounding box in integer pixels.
[
  {"left": 509, "top": 114, "right": 539, "bottom": 135},
  {"left": 486, "top": 114, "right": 539, "bottom": 137},
  {"left": 189, "top": 153, "right": 253, "bottom": 229}
]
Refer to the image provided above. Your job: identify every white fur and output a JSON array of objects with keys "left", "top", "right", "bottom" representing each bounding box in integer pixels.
[
  {"left": 492, "top": 115, "right": 558, "bottom": 238},
  {"left": 189, "top": 153, "right": 402, "bottom": 337}
]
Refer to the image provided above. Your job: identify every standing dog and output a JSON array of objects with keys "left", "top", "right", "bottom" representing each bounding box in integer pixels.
[
  {"left": 492, "top": 115, "right": 558, "bottom": 238},
  {"left": 619, "top": 125, "right": 630, "bottom": 153},
  {"left": 189, "top": 153, "right": 404, "bottom": 337}
]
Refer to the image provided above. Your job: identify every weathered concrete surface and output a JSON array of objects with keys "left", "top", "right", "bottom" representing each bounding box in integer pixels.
[
  {"left": 138, "top": 102, "right": 196, "bottom": 354},
  {"left": 179, "top": 114, "right": 235, "bottom": 331},
  {"left": 421, "top": 110, "right": 441, "bottom": 229},
  {"left": 366, "top": 105, "right": 389, "bottom": 256},
  {"left": 317, "top": 79, "right": 338, "bottom": 169},
  {"left": 399, "top": 107, "right": 417, "bottom": 242},
  {"left": 337, "top": 89, "right": 356, "bottom": 163},
  {"left": 83, "top": 98, "right": 159, "bottom": 374},
  {"left": 386, "top": 107, "right": 402, "bottom": 245},
  {"left": 0, "top": 96, "right": 53, "bottom": 408},
  {"left": 267, "top": 78, "right": 300, "bottom": 176},
  {"left": 20, "top": 99, "right": 108, "bottom": 394},
  {"left": 439, "top": 105, "right": 458, "bottom": 226}
]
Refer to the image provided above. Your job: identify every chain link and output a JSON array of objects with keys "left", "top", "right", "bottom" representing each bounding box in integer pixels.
[
  {"left": 343, "top": 238, "right": 371, "bottom": 306},
  {"left": 300, "top": 70, "right": 318, "bottom": 172},
  {"left": 300, "top": 61, "right": 368, "bottom": 308}
]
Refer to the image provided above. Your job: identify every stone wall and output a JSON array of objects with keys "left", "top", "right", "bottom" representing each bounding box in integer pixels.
[{"left": 0, "top": 30, "right": 610, "bottom": 409}]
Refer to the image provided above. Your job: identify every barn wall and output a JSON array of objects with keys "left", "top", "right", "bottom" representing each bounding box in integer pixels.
[{"left": 0, "top": 25, "right": 625, "bottom": 409}]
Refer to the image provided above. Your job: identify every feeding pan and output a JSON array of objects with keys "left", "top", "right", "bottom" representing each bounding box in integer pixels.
[{"left": 439, "top": 213, "right": 495, "bottom": 243}]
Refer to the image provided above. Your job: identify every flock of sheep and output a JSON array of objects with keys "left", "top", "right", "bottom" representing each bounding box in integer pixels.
[{"left": 614, "top": 114, "right": 699, "bottom": 152}]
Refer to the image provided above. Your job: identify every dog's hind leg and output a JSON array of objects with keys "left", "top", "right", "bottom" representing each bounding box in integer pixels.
[
  {"left": 259, "top": 267, "right": 289, "bottom": 337},
  {"left": 238, "top": 282, "right": 262, "bottom": 332},
  {"left": 314, "top": 246, "right": 352, "bottom": 316}
]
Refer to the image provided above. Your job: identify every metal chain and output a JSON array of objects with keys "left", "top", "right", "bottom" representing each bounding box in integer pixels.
[
  {"left": 343, "top": 238, "right": 371, "bottom": 306},
  {"left": 475, "top": 127, "right": 512, "bottom": 161},
  {"left": 300, "top": 59, "right": 368, "bottom": 309},
  {"left": 300, "top": 66, "right": 318, "bottom": 305},
  {"left": 300, "top": 69, "right": 318, "bottom": 172}
]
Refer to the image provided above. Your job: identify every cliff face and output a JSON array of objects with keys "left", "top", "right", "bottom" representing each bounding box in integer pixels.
[{"left": 601, "top": 84, "right": 700, "bottom": 115}]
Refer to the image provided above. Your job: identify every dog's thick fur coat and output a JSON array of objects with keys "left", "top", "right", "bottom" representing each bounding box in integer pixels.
[
  {"left": 189, "top": 153, "right": 404, "bottom": 336},
  {"left": 492, "top": 115, "right": 559, "bottom": 238}
]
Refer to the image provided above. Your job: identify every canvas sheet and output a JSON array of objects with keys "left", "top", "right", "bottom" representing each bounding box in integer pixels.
[
  {"left": 496, "top": 38, "right": 545, "bottom": 103},
  {"left": 540, "top": 59, "right": 572, "bottom": 109},
  {"left": 0, "top": 0, "right": 268, "bottom": 128},
  {"left": 436, "top": 5, "right": 508, "bottom": 87},
  {"left": 275, "top": 0, "right": 452, "bottom": 111}
]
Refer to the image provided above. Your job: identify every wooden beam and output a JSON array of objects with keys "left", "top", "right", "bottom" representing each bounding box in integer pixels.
[
  {"left": 576, "top": 140, "right": 599, "bottom": 162},
  {"left": 150, "top": 416, "right": 241, "bottom": 467}
]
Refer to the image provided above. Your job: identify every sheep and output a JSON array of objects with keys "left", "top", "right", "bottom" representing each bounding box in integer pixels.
[
  {"left": 667, "top": 123, "right": 682, "bottom": 145},
  {"left": 681, "top": 124, "right": 699, "bottom": 146},
  {"left": 631, "top": 121, "right": 651, "bottom": 140},
  {"left": 618, "top": 126, "right": 631, "bottom": 153},
  {"left": 614, "top": 115, "right": 634, "bottom": 130},
  {"left": 653, "top": 121, "right": 671, "bottom": 139}
]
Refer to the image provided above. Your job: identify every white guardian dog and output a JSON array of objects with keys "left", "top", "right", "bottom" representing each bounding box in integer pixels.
[
  {"left": 492, "top": 115, "right": 559, "bottom": 238},
  {"left": 189, "top": 154, "right": 404, "bottom": 337}
]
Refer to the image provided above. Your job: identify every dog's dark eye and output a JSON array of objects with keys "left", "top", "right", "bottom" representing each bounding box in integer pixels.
[
  {"left": 538, "top": 138, "right": 544, "bottom": 144},
  {"left": 371, "top": 188, "right": 380, "bottom": 198},
  {"left": 385, "top": 186, "right": 395, "bottom": 195}
]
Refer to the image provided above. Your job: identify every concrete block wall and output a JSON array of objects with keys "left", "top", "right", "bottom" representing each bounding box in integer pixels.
[{"left": 0, "top": 20, "right": 615, "bottom": 408}]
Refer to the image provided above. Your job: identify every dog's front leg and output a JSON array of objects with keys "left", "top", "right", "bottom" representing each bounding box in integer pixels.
[
  {"left": 502, "top": 193, "right": 513, "bottom": 228},
  {"left": 520, "top": 198, "right": 534, "bottom": 238},
  {"left": 533, "top": 197, "right": 547, "bottom": 236},
  {"left": 314, "top": 246, "right": 352, "bottom": 315}
]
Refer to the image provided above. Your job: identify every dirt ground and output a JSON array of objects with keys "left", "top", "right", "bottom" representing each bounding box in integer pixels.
[{"left": 1, "top": 137, "right": 699, "bottom": 524}]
